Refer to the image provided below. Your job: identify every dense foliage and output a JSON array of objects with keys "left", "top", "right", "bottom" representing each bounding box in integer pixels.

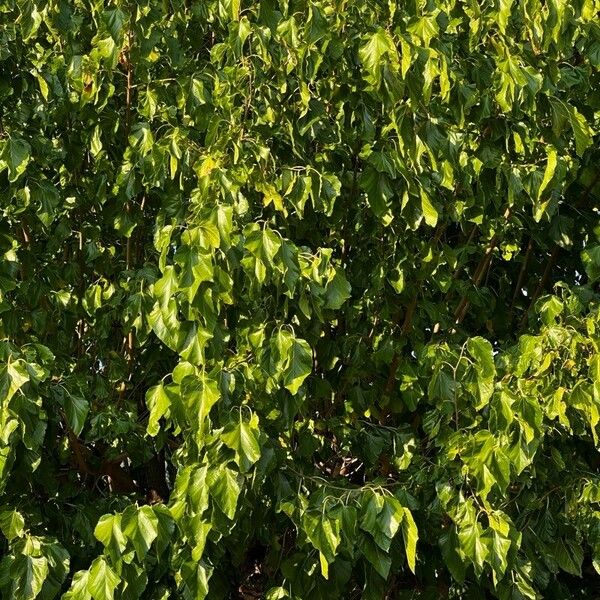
[{"left": 0, "top": 0, "right": 600, "bottom": 597}]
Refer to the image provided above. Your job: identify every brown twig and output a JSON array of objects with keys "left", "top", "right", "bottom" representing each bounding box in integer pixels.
[
  {"left": 450, "top": 224, "right": 478, "bottom": 282},
  {"left": 453, "top": 207, "right": 511, "bottom": 326},
  {"left": 519, "top": 245, "right": 560, "bottom": 330},
  {"left": 509, "top": 238, "right": 534, "bottom": 320},
  {"left": 382, "top": 293, "right": 418, "bottom": 398},
  {"left": 379, "top": 226, "right": 445, "bottom": 423},
  {"left": 121, "top": 21, "right": 135, "bottom": 395},
  {"left": 65, "top": 420, "right": 137, "bottom": 492}
]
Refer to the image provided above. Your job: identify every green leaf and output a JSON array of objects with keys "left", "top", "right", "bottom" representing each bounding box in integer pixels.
[
  {"left": 568, "top": 106, "right": 593, "bottom": 156},
  {"left": 358, "top": 534, "right": 391, "bottom": 580},
  {"left": 184, "top": 373, "right": 221, "bottom": 434},
  {"left": 94, "top": 513, "right": 127, "bottom": 562},
  {"left": 1, "top": 138, "right": 31, "bottom": 182},
  {"left": 401, "top": 507, "right": 418, "bottom": 574},
  {"left": 87, "top": 557, "right": 120, "bottom": 600},
  {"left": 360, "top": 491, "right": 384, "bottom": 537},
  {"left": 361, "top": 166, "right": 394, "bottom": 223},
  {"left": 458, "top": 519, "right": 488, "bottom": 572},
  {"left": 122, "top": 505, "right": 159, "bottom": 561},
  {"left": 284, "top": 338, "right": 312, "bottom": 394},
  {"left": 407, "top": 15, "right": 439, "bottom": 46},
  {"left": 153, "top": 266, "right": 179, "bottom": 310},
  {"left": 279, "top": 240, "right": 301, "bottom": 295},
  {"left": 467, "top": 336, "right": 496, "bottom": 407},
  {"left": 359, "top": 29, "right": 398, "bottom": 86},
  {"left": 62, "top": 570, "right": 91, "bottom": 600},
  {"left": 301, "top": 511, "right": 341, "bottom": 563},
  {"left": 12, "top": 553, "right": 48, "bottom": 600},
  {"left": 582, "top": 246, "right": 600, "bottom": 282},
  {"left": 178, "top": 323, "right": 213, "bottom": 365},
  {"left": 245, "top": 228, "right": 282, "bottom": 267},
  {"left": 0, "top": 509, "right": 25, "bottom": 540},
  {"left": 439, "top": 528, "right": 467, "bottom": 583},
  {"left": 265, "top": 587, "right": 291, "bottom": 599},
  {"left": 497, "top": 0, "right": 514, "bottom": 33},
  {"left": 179, "top": 560, "right": 212, "bottom": 600},
  {"left": 537, "top": 147, "right": 557, "bottom": 202},
  {"left": 207, "top": 466, "right": 240, "bottom": 520},
  {"left": 379, "top": 496, "right": 404, "bottom": 540},
  {"left": 324, "top": 271, "right": 351, "bottom": 310},
  {"left": 553, "top": 538, "right": 583, "bottom": 576},
  {"left": 149, "top": 300, "right": 181, "bottom": 350},
  {"left": 153, "top": 504, "right": 175, "bottom": 557},
  {"left": 420, "top": 189, "right": 438, "bottom": 227},
  {"left": 64, "top": 393, "right": 89, "bottom": 436},
  {"left": 186, "top": 465, "right": 210, "bottom": 515},
  {"left": 197, "top": 221, "right": 221, "bottom": 250},
  {"left": 146, "top": 383, "right": 171, "bottom": 436},
  {"left": 221, "top": 414, "right": 262, "bottom": 473},
  {"left": 35, "top": 73, "right": 49, "bottom": 100},
  {"left": 537, "top": 295, "right": 563, "bottom": 324},
  {"left": 487, "top": 530, "right": 511, "bottom": 578},
  {"left": 103, "top": 8, "right": 126, "bottom": 43},
  {"left": 428, "top": 368, "right": 456, "bottom": 402}
]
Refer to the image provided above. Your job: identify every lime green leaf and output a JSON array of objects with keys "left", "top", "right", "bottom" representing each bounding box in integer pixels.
[
  {"left": 284, "top": 338, "right": 312, "bottom": 394},
  {"left": 35, "top": 73, "right": 49, "bottom": 100},
  {"left": 359, "top": 29, "right": 398, "bottom": 86},
  {"left": 497, "top": 0, "right": 514, "bottom": 33},
  {"left": 1, "top": 138, "right": 31, "bottom": 182},
  {"left": 0, "top": 509, "right": 25, "bottom": 540},
  {"left": 407, "top": 15, "right": 439, "bottom": 46},
  {"left": 379, "top": 496, "right": 404, "bottom": 540},
  {"left": 568, "top": 106, "right": 593, "bottom": 156},
  {"left": 221, "top": 415, "right": 262, "bottom": 473},
  {"left": 186, "top": 373, "right": 221, "bottom": 433},
  {"left": 301, "top": 511, "right": 341, "bottom": 563},
  {"left": 122, "top": 505, "right": 159, "bottom": 562},
  {"left": 467, "top": 337, "right": 496, "bottom": 407},
  {"left": 537, "top": 147, "right": 557, "bottom": 202},
  {"left": 207, "top": 466, "right": 240, "bottom": 520},
  {"left": 146, "top": 383, "right": 171, "bottom": 437},
  {"left": 94, "top": 513, "right": 127, "bottom": 562},
  {"left": 401, "top": 507, "right": 419, "bottom": 574},
  {"left": 458, "top": 520, "right": 488, "bottom": 571},
  {"left": 537, "top": 295, "right": 563, "bottom": 324},
  {"left": 88, "top": 557, "right": 120, "bottom": 600},
  {"left": 12, "top": 553, "right": 48, "bottom": 600},
  {"left": 488, "top": 530, "right": 511, "bottom": 578},
  {"left": 178, "top": 323, "right": 213, "bottom": 365},
  {"left": 197, "top": 221, "right": 220, "bottom": 250},
  {"left": 420, "top": 189, "right": 438, "bottom": 227},
  {"left": 63, "top": 570, "right": 91, "bottom": 600}
]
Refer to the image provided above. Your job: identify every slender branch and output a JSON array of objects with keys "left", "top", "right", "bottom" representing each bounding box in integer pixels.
[
  {"left": 509, "top": 238, "right": 534, "bottom": 319},
  {"left": 121, "top": 20, "right": 135, "bottom": 397},
  {"left": 579, "top": 169, "right": 600, "bottom": 206},
  {"left": 519, "top": 245, "right": 560, "bottom": 330},
  {"left": 76, "top": 230, "right": 85, "bottom": 358},
  {"left": 453, "top": 207, "right": 511, "bottom": 326},
  {"left": 380, "top": 226, "right": 445, "bottom": 423},
  {"left": 383, "top": 293, "right": 417, "bottom": 398},
  {"left": 450, "top": 224, "right": 478, "bottom": 281}
]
